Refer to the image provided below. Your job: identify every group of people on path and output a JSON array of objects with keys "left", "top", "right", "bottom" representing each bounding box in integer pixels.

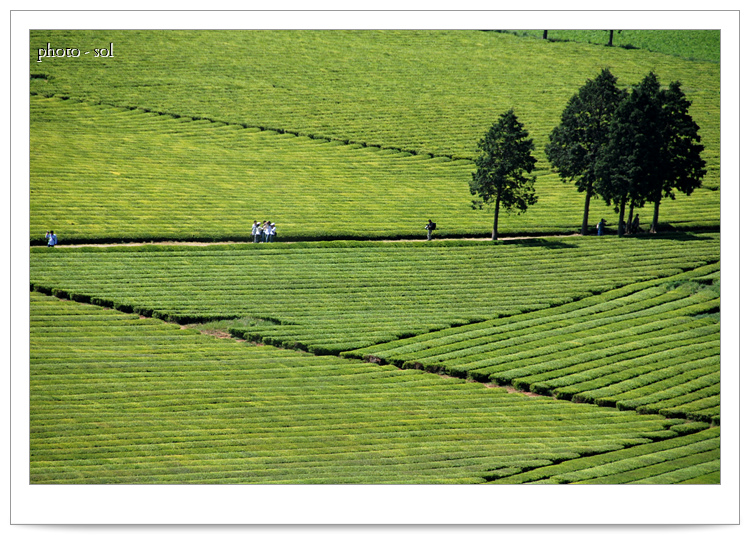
[
  {"left": 252, "top": 220, "right": 276, "bottom": 243},
  {"left": 596, "top": 214, "right": 640, "bottom": 236},
  {"left": 45, "top": 230, "right": 58, "bottom": 247}
]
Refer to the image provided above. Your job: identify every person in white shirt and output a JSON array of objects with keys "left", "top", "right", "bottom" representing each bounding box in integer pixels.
[
  {"left": 251, "top": 221, "right": 260, "bottom": 243},
  {"left": 269, "top": 223, "right": 276, "bottom": 242}
]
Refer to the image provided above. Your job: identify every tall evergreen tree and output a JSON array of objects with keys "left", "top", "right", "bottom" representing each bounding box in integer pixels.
[
  {"left": 469, "top": 109, "right": 537, "bottom": 240},
  {"left": 546, "top": 69, "right": 626, "bottom": 235}
]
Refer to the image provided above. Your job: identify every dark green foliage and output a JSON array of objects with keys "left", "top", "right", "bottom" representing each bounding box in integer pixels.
[
  {"left": 595, "top": 72, "right": 706, "bottom": 235},
  {"left": 469, "top": 109, "right": 537, "bottom": 240},
  {"left": 654, "top": 80, "right": 707, "bottom": 230},
  {"left": 546, "top": 69, "right": 626, "bottom": 234},
  {"left": 596, "top": 72, "right": 664, "bottom": 236}
]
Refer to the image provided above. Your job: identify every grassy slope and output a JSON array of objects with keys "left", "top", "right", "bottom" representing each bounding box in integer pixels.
[
  {"left": 27, "top": 30, "right": 722, "bottom": 485},
  {"left": 30, "top": 95, "right": 719, "bottom": 243},
  {"left": 505, "top": 30, "right": 720, "bottom": 63},
  {"left": 30, "top": 30, "right": 719, "bottom": 242}
]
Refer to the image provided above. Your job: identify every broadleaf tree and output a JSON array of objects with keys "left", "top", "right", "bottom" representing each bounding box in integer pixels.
[
  {"left": 545, "top": 68, "right": 626, "bottom": 235},
  {"left": 469, "top": 109, "right": 537, "bottom": 240}
]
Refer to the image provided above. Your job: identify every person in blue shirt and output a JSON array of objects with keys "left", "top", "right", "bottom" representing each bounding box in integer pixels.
[
  {"left": 46, "top": 230, "right": 57, "bottom": 247},
  {"left": 596, "top": 219, "right": 606, "bottom": 236}
]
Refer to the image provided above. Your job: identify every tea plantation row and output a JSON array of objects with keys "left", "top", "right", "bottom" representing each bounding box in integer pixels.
[
  {"left": 30, "top": 292, "right": 716, "bottom": 484},
  {"left": 30, "top": 234, "right": 720, "bottom": 355},
  {"left": 30, "top": 30, "right": 720, "bottom": 243},
  {"left": 345, "top": 262, "right": 720, "bottom": 424}
]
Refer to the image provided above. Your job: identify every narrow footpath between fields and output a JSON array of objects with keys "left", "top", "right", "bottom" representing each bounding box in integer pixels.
[{"left": 37, "top": 234, "right": 581, "bottom": 248}]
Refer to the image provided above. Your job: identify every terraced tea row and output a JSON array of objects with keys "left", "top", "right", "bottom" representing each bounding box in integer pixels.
[
  {"left": 30, "top": 292, "right": 711, "bottom": 484},
  {"left": 30, "top": 95, "right": 719, "bottom": 244},
  {"left": 30, "top": 235, "right": 720, "bottom": 355},
  {"left": 491, "top": 425, "right": 719, "bottom": 484},
  {"left": 345, "top": 262, "right": 720, "bottom": 424}
]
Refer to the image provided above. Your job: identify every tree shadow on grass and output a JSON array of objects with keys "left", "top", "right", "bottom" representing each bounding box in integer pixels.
[
  {"left": 626, "top": 231, "right": 717, "bottom": 242},
  {"left": 501, "top": 238, "right": 579, "bottom": 249}
]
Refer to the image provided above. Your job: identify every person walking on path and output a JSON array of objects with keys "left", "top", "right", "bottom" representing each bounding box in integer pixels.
[
  {"left": 46, "top": 230, "right": 57, "bottom": 247},
  {"left": 425, "top": 219, "right": 436, "bottom": 240},
  {"left": 252, "top": 221, "right": 260, "bottom": 243},
  {"left": 269, "top": 223, "right": 276, "bottom": 243},
  {"left": 597, "top": 219, "right": 606, "bottom": 236}
]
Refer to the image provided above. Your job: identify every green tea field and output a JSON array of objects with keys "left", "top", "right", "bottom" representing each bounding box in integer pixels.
[
  {"left": 30, "top": 29, "right": 720, "bottom": 243},
  {"left": 27, "top": 29, "right": 722, "bottom": 487}
]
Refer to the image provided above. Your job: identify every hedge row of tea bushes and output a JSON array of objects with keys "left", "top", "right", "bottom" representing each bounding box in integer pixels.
[
  {"left": 29, "top": 95, "right": 719, "bottom": 243},
  {"left": 30, "top": 234, "right": 719, "bottom": 355},
  {"left": 31, "top": 291, "right": 705, "bottom": 484},
  {"left": 345, "top": 262, "right": 720, "bottom": 424},
  {"left": 491, "top": 425, "right": 719, "bottom": 484}
]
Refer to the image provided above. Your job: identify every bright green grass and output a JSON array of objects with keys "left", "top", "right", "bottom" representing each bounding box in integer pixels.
[
  {"left": 30, "top": 30, "right": 719, "bottom": 242},
  {"left": 30, "top": 95, "right": 718, "bottom": 243},
  {"left": 506, "top": 30, "right": 720, "bottom": 63},
  {"left": 31, "top": 291, "right": 697, "bottom": 484}
]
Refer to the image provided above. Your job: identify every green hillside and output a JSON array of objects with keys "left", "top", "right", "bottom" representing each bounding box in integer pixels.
[
  {"left": 27, "top": 30, "right": 722, "bottom": 486},
  {"left": 30, "top": 30, "right": 719, "bottom": 242},
  {"left": 505, "top": 30, "right": 720, "bottom": 63}
]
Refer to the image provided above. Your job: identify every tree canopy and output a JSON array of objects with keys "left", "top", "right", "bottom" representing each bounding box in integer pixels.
[
  {"left": 595, "top": 72, "right": 705, "bottom": 235},
  {"left": 546, "top": 68, "right": 626, "bottom": 234},
  {"left": 469, "top": 109, "right": 537, "bottom": 240}
]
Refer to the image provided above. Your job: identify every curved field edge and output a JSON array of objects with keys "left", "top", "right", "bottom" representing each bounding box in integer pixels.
[
  {"left": 29, "top": 234, "right": 720, "bottom": 352},
  {"left": 30, "top": 291, "right": 716, "bottom": 484},
  {"left": 342, "top": 261, "right": 720, "bottom": 425}
]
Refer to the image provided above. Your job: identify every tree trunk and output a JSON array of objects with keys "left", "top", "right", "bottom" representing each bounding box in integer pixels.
[
  {"left": 608, "top": 30, "right": 614, "bottom": 46},
  {"left": 617, "top": 197, "right": 626, "bottom": 237},
  {"left": 651, "top": 198, "right": 661, "bottom": 233},
  {"left": 626, "top": 201, "right": 635, "bottom": 234},
  {"left": 492, "top": 196, "right": 500, "bottom": 240},
  {"left": 581, "top": 189, "right": 592, "bottom": 235},
  {"left": 543, "top": 30, "right": 548, "bottom": 40}
]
